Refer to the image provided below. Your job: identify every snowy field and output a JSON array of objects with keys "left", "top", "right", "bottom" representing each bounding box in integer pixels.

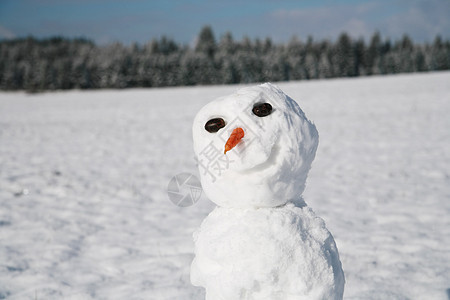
[{"left": 0, "top": 71, "right": 449, "bottom": 300}]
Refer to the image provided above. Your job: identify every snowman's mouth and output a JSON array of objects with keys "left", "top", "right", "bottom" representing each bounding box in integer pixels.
[{"left": 240, "top": 142, "right": 280, "bottom": 174}]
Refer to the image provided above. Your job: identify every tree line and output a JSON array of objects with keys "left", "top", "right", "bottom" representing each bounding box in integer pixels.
[{"left": 0, "top": 26, "right": 449, "bottom": 91}]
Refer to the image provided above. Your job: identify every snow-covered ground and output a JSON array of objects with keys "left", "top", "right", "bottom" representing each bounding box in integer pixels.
[{"left": 0, "top": 71, "right": 449, "bottom": 300}]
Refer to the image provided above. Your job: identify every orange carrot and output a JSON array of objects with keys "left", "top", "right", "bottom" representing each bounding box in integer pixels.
[{"left": 224, "top": 127, "right": 245, "bottom": 154}]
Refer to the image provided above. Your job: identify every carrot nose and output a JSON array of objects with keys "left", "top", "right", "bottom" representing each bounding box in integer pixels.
[{"left": 224, "top": 127, "right": 245, "bottom": 154}]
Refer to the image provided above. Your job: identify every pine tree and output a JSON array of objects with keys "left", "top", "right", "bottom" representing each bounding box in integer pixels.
[
  {"left": 367, "top": 32, "right": 382, "bottom": 75},
  {"left": 195, "top": 26, "right": 216, "bottom": 58},
  {"left": 333, "top": 33, "right": 354, "bottom": 77},
  {"left": 218, "top": 32, "right": 236, "bottom": 55}
]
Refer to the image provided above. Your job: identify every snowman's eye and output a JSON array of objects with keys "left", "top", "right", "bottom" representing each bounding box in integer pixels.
[
  {"left": 205, "top": 118, "right": 226, "bottom": 133},
  {"left": 252, "top": 103, "right": 272, "bottom": 117}
]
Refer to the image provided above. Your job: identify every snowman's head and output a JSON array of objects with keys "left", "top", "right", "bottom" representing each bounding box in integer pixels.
[{"left": 193, "top": 83, "right": 318, "bottom": 208}]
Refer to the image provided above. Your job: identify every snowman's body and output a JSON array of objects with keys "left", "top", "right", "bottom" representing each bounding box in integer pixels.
[{"left": 191, "top": 83, "right": 344, "bottom": 300}]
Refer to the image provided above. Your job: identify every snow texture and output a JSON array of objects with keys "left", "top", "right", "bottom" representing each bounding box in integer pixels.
[
  {"left": 192, "top": 83, "right": 318, "bottom": 208},
  {"left": 191, "top": 83, "right": 344, "bottom": 299},
  {"left": 0, "top": 71, "right": 449, "bottom": 299},
  {"left": 191, "top": 203, "right": 344, "bottom": 300}
]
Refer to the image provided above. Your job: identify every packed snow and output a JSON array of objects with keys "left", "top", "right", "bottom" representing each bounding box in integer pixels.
[
  {"left": 191, "top": 83, "right": 344, "bottom": 299},
  {"left": 0, "top": 71, "right": 449, "bottom": 299},
  {"left": 191, "top": 204, "right": 344, "bottom": 300},
  {"left": 192, "top": 83, "right": 319, "bottom": 208}
]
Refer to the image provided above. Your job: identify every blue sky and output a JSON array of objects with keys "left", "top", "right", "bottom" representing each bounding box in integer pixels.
[{"left": 0, "top": 0, "right": 449, "bottom": 44}]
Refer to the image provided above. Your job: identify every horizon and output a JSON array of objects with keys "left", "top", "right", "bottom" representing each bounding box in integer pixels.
[
  {"left": 0, "top": 0, "right": 449, "bottom": 46},
  {"left": 2, "top": 28, "right": 446, "bottom": 47}
]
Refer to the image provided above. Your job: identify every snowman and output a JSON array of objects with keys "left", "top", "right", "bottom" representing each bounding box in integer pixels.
[{"left": 191, "top": 83, "right": 344, "bottom": 300}]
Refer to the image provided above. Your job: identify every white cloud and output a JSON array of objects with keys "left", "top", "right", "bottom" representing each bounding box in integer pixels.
[
  {"left": 266, "top": 4, "right": 379, "bottom": 41},
  {"left": 340, "top": 18, "right": 372, "bottom": 39},
  {"left": 381, "top": 0, "right": 450, "bottom": 42},
  {"left": 259, "top": 0, "right": 449, "bottom": 42},
  {"left": 0, "top": 25, "right": 16, "bottom": 39}
]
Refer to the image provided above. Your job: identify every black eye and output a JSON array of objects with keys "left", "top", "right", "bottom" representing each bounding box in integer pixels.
[
  {"left": 252, "top": 103, "right": 272, "bottom": 117},
  {"left": 205, "top": 118, "right": 226, "bottom": 133}
]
